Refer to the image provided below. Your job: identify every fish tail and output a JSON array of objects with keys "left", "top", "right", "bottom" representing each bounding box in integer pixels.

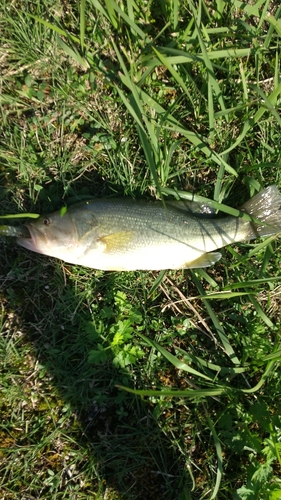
[{"left": 241, "top": 185, "right": 281, "bottom": 237}]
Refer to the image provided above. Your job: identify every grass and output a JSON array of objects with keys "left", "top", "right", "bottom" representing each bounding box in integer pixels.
[{"left": 0, "top": 0, "right": 281, "bottom": 498}]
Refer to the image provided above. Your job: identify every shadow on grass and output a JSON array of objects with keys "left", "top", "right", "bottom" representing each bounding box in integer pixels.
[{"left": 0, "top": 233, "right": 192, "bottom": 499}]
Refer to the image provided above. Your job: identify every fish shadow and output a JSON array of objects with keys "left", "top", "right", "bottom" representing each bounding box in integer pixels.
[{"left": 0, "top": 242, "right": 191, "bottom": 500}]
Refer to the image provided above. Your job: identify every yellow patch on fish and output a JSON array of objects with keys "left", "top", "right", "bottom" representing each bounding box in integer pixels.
[{"left": 99, "top": 231, "right": 135, "bottom": 253}]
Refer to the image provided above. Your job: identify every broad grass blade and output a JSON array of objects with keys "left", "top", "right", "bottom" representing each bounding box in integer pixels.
[
  {"left": 116, "top": 385, "right": 227, "bottom": 398},
  {"left": 207, "top": 416, "right": 223, "bottom": 499},
  {"left": 79, "top": 0, "right": 86, "bottom": 53},
  {"left": 0, "top": 213, "right": 39, "bottom": 219},
  {"left": 191, "top": 271, "right": 241, "bottom": 365},
  {"left": 139, "top": 333, "right": 214, "bottom": 382}
]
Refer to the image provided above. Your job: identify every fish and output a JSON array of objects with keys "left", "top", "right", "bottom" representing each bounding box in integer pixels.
[{"left": 1, "top": 185, "right": 281, "bottom": 271}]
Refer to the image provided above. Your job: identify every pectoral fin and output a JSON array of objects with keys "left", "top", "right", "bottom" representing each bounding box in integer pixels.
[
  {"left": 185, "top": 252, "right": 222, "bottom": 269},
  {"left": 99, "top": 231, "right": 135, "bottom": 253}
]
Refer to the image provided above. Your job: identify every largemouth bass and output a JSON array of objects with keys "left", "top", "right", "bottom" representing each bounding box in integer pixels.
[{"left": 2, "top": 185, "right": 281, "bottom": 271}]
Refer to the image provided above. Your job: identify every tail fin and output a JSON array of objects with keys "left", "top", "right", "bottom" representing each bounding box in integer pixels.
[{"left": 241, "top": 185, "right": 281, "bottom": 237}]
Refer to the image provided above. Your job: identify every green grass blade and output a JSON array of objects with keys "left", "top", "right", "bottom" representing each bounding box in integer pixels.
[
  {"left": 114, "top": 84, "right": 146, "bottom": 134},
  {"left": 126, "top": 0, "right": 135, "bottom": 23},
  {"left": 261, "top": 349, "right": 281, "bottom": 362},
  {"left": 152, "top": 47, "right": 193, "bottom": 104},
  {"left": 142, "top": 47, "right": 255, "bottom": 68},
  {"left": 139, "top": 333, "right": 214, "bottom": 382},
  {"left": 233, "top": 0, "right": 268, "bottom": 18},
  {"left": 257, "top": 0, "right": 272, "bottom": 29},
  {"left": 162, "top": 125, "right": 238, "bottom": 176},
  {"left": 112, "top": 42, "right": 158, "bottom": 150},
  {"left": 207, "top": 416, "right": 223, "bottom": 500},
  {"left": 259, "top": 242, "right": 275, "bottom": 276},
  {"left": 112, "top": 39, "right": 164, "bottom": 193},
  {"left": 248, "top": 296, "right": 274, "bottom": 328},
  {"left": 27, "top": 13, "right": 80, "bottom": 43},
  {"left": 208, "top": 72, "right": 215, "bottom": 142},
  {"left": 116, "top": 385, "right": 227, "bottom": 398},
  {"left": 191, "top": 271, "right": 241, "bottom": 365},
  {"left": 79, "top": 0, "right": 86, "bottom": 54},
  {"left": 175, "top": 349, "right": 247, "bottom": 375},
  {"left": 242, "top": 359, "right": 277, "bottom": 394},
  {"left": 115, "top": 82, "right": 161, "bottom": 193},
  {"left": 148, "top": 270, "right": 167, "bottom": 297},
  {"left": 274, "top": 49, "right": 280, "bottom": 89},
  {"left": 104, "top": 0, "right": 118, "bottom": 29},
  {"left": 264, "top": 4, "right": 281, "bottom": 48},
  {"left": 266, "top": 13, "right": 281, "bottom": 37},
  {"left": 119, "top": 73, "right": 158, "bottom": 150},
  {"left": 232, "top": 235, "right": 280, "bottom": 267},
  {"left": 91, "top": 0, "right": 147, "bottom": 38},
  {"left": 57, "top": 36, "right": 89, "bottom": 69},
  {"left": 191, "top": 9, "right": 227, "bottom": 119},
  {"left": 137, "top": 87, "right": 238, "bottom": 176},
  {"left": 220, "top": 119, "right": 250, "bottom": 156},
  {"left": 195, "top": 268, "right": 218, "bottom": 288},
  {"left": 161, "top": 187, "right": 258, "bottom": 219},
  {"left": 252, "top": 82, "right": 281, "bottom": 125},
  {"left": 112, "top": 1, "right": 147, "bottom": 40},
  {"left": 0, "top": 213, "right": 39, "bottom": 219},
  {"left": 223, "top": 277, "right": 280, "bottom": 291},
  {"left": 136, "top": 123, "right": 161, "bottom": 193},
  {"left": 194, "top": 292, "right": 255, "bottom": 300},
  {"left": 250, "top": 84, "right": 281, "bottom": 126},
  {"left": 173, "top": 0, "right": 179, "bottom": 30},
  {"left": 88, "top": 0, "right": 113, "bottom": 24}
]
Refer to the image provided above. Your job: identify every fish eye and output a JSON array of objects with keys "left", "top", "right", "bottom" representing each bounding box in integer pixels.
[{"left": 42, "top": 217, "right": 51, "bottom": 226}]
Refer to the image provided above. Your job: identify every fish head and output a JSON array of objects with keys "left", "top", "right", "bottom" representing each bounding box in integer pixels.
[{"left": 17, "top": 209, "right": 78, "bottom": 257}]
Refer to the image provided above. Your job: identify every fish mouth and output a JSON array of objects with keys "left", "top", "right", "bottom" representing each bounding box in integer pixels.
[{"left": 17, "top": 223, "right": 45, "bottom": 254}]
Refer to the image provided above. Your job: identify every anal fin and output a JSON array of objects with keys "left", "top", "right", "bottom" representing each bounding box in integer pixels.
[{"left": 185, "top": 251, "right": 222, "bottom": 269}]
